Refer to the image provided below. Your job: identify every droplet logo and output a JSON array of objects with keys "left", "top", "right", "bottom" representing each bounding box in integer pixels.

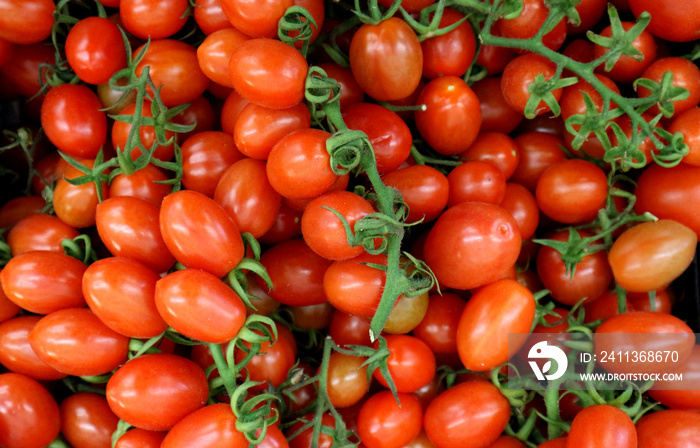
[{"left": 528, "top": 341, "right": 568, "bottom": 381}]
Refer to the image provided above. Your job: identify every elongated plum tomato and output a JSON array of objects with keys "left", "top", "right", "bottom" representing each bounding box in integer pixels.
[
  {"left": 424, "top": 202, "right": 521, "bottom": 290},
  {"left": 349, "top": 17, "right": 423, "bottom": 101},
  {"left": 636, "top": 409, "right": 700, "bottom": 448},
  {"left": 424, "top": 381, "right": 510, "bottom": 448},
  {"left": 357, "top": 391, "right": 423, "bottom": 448},
  {"left": 196, "top": 27, "right": 250, "bottom": 88},
  {"left": 0, "top": 316, "right": 66, "bottom": 380},
  {"left": 608, "top": 220, "right": 697, "bottom": 292},
  {"left": 106, "top": 354, "right": 209, "bottom": 431},
  {"left": 155, "top": 269, "right": 246, "bottom": 343},
  {"left": 160, "top": 190, "right": 244, "bottom": 278},
  {"left": 566, "top": 405, "right": 636, "bottom": 448},
  {"left": 457, "top": 279, "right": 535, "bottom": 371},
  {"left": 160, "top": 403, "right": 248, "bottom": 448},
  {"left": 60, "top": 392, "right": 119, "bottom": 448},
  {"left": 28, "top": 308, "right": 130, "bottom": 376},
  {"left": 229, "top": 38, "right": 308, "bottom": 109}
]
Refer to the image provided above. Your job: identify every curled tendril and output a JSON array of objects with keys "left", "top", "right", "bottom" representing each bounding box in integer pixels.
[
  {"left": 305, "top": 66, "right": 340, "bottom": 105},
  {"left": 278, "top": 5, "right": 318, "bottom": 57},
  {"left": 326, "top": 129, "right": 369, "bottom": 175},
  {"left": 230, "top": 378, "right": 280, "bottom": 444}
]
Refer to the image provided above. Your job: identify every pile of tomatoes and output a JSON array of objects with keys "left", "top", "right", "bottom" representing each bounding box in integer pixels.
[{"left": 1, "top": 0, "right": 700, "bottom": 447}]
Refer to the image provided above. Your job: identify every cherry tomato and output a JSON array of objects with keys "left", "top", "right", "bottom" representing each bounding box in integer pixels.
[
  {"left": 593, "top": 21, "right": 657, "bottom": 83},
  {"left": 499, "top": 183, "right": 539, "bottom": 240},
  {"left": 424, "top": 202, "right": 521, "bottom": 290},
  {"left": 53, "top": 158, "right": 109, "bottom": 229},
  {"left": 120, "top": 0, "right": 189, "bottom": 39},
  {"left": 0, "top": 42, "right": 54, "bottom": 98},
  {"left": 229, "top": 38, "right": 308, "bottom": 109},
  {"left": 96, "top": 196, "right": 176, "bottom": 274},
  {"left": 636, "top": 409, "right": 700, "bottom": 448},
  {"left": 501, "top": 54, "right": 562, "bottom": 116},
  {"left": 0, "top": 251, "right": 87, "bottom": 314},
  {"left": 510, "top": 132, "right": 567, "bottom": 192},
  {"left": 65, "top": 17, "right": 127, "bottom": 85},
  {"left": 349, "top": 17, "right": 423, "bottom": 102},
  {"left": 109, "top": 164, "right": 172, "bottom": 206},
  {"left": 421, "top": 8, "right": 476, "bottom": 79},
  {"left": 197, "top": 27, "right": 250, "bottom": 87},
  {"left": 0, "top": 0, "right": 55, "bottom": 45},
  {"left": 582, "top": 289, "right": 635, "bottom": 324},
  {"left": 220, "top": 0, "right": 293, "bottom": 38},
  {"left": 0, "top": 195, "right": 47, "bottom": 230},
  {"left": 314, "top": 62, "right": 365, "bottom": 109},
  {"left": 234, "top": 327, "right": 297, "bottom": 389},
  {"left": 374, "top": 334, "right": 436, "bottom": 393},
  {"left": 637, "top": 57, "right": 700, "bottom": 117},
  {"left": 357, "top": 391, "right": 423, "bottom": 448},
  {"left": 447, "top": 161, "right": 507, "bottom": 207},
  {"left": 0, "top": 316, "right": 66, "bottom": 380},
  {"left": 106, "top": 353, "right": 209, "bottom": 431},
  {"left": 381, "top": 164, "right": 449, "bottom": 224},
  {"left": 424, "top": 381, "right": 510, "bottom": 448},
  {"left": 383, "top": 290, "right": 429, "bottom": 335},
  {"left": 115, "top": 429, "right": 167, "bottom": 448},
  {"left": 460, "top": 132, "right": 521, "bottom": 180},
  {"left": 258, "top": 203, "right": 303, "bottom": 245},
  {"left": 628, "top": 0, "right": 700, "bottom": 42},
  {"left": 327, "top": 352, "right": 369, "bottom": 408},
  {"left": 160, "top": 190, "right": 244, "bottom": 278},
  {"left": 111, "top": 101, "right": 176, "bottom": 162},
  {"left": 234, "top": 102, "right": 310, "bottom": 160},
  {"left": 472, "top": 77, "right": 523, "bottom": 134},
  {"left": 413, "top": 293, "right": 466, "bottom": 354},
  {"left": 648, "top": 344, "right": 700, "bottom": 411},
  {"left": 7, "top": 213, "right": 79, "bottom": 255},
  {"left": 567, "top": 0, "right": 607, "bottom": 35},
  {"left": 60, "top": 393, "right": 120, "bottom": 448},
  {"left": 0, "top": 373, "right": 60, "bottom": 448},
  {"left": 328, "top": 310, "right": 372, "bottom": 348},
  {"left": 83, "top": 257, "right": 167, "bottom": 338},
  {"left": 415, "top": 76, "right": 482, "bottom": 155},
  {"left": 324, "top": 253, "right": 387, "bottom": 318},
  {"left": 566, "top": 405, "right": 636, "bottom": 448},
  {"left": 181, "top": 131, "right": 245, "bottom": 197},
  {"left": 497, "top": 0, "right": 567, "bottom": 51},
  {"left": 160, "top": 403, "right": 250, "bottom": 448}
]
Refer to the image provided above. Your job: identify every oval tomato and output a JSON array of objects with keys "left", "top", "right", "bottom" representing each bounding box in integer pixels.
[
  {"left": 7, "top": 213, "right": 79, "bottom": 256},
  {"left": 0, "top": 316, "right": 66, "bottom": 380},
  {"left": 233, "top": 102, "right": 310, "bottom": 160},
  {"left": 381, "top": 164, "right": 449, "bottom": 224},
  {"left": 566, "top": 405, "right": 636, "bottom": 448},
  {"left": 65, "top": 17, "right": 127, "bottom": 85},
  {"left": 373, "top": 334, "right": 436, "bottom": 393},
  {"left": 197, "top": 27, "right": 250, "bottom": 88},
  {"left": 160, "top": 403, "right": 248, "bottom": 448},
  {"left": 60, "top": 393, "right": 120, "bottom": 448},
  {"left": 120, "top": 0, "right": 189, "bottom": 39},
  {"left": 0, "top": 0, "right": 55, "bottom": 45},
  {"left": 357, "top": 391, "right": 423, "bottom": 448},
  {"left": 327, "top": 352, "right": 369, "bottom": 409},
  {"left": 636, "top": 409, "right": 700, "bottom": 448},
  {"left": 181, "top": 130, "right": 245, "bottom": 197}
]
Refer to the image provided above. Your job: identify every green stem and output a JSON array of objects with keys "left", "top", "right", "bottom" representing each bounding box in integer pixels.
[{"left": 208, "top": 342, "right": 237, "bottom": 396}]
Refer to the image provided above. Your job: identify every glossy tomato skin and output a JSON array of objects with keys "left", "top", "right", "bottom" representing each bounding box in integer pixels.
[
  {"left": 115, "top": 429, "right": 167, "bottom": 448},
  {"left": 233, "top": 102, "right": 310, "bottom": 160},
  {"left": 160, "top": 403, "right": 248, "bottom": 448},
  {"left": 0, "top": 42, "right": 54, "bottom": 98},
  {"left": 415, "top": 76, "right": 481, "bottom": 155},
  {"left": 0, "top": 373, "right": 61, "bottom": 448},
  {"left": 197, "top": 27, "right": 250, "bottom": 87},
  {"left": 40, "top": 84, "right": 107, "bottom": 159},
  {"left": 381, "top": 165, "right": 449, "bottom": 224},
  {"left": 499, "top": 183, "right": 539, "bottom": 240},
  {"left": 65, "top": 17, "right": 127, "bottom": 85},
  {"left": 472, "top": 77, "right": 523, "bottom": 134},
  {"left": 357, "top": 391, "right": 423, "bottom": 448},
  {"left": 234, "top": 328, "right": 297, "bottom": 389},
  {"left": 111, "top": 101, "right": 175, "bottom": 162},
  {"left": 457, "top": 279, "right": 535, "bottom": 371},
  {"left": 29, "top": 308, "right": 130, "bottom": 376},
  {"left": 424, "top": 381, "right": 510, "bottom": 448},
  {"left": 325, "top": 353, "right": 369, "bottom": 409},
  {"left": 83, "top": 257, "right": 167, "bottom": 338},
  {"left": 160, "top": 190, "right": 244, "bottom": 278},
  {"left": 0, "top": 251, "right": 87, "bottom": 314},
  {"left": 593, "top": 21, "right": 657, "bottom": 83},
  {"left": 608, "top": 220, "right": 697, "bottom": 292},
  {"left": 258, "top": 238, "right": 332, "bottom": 306},
  {"left": 155, "top": 269, "right": 246, "bottom": 343},
  {"left": 421, "top": 8, "right": 476, "bottom": 79},
  {"left": 566, "top": 405, "right": 636, "bottom": 448},
  {"left": 648, "top": 344, "right": 700, "bottom": 410},
  {"left": 109, "top": 164, "right": 172, "bottom": 206},
  {"left": 96, "top": 196, "right": 177, "bottom": 274},
  {"left": 214, "top": 158, "right": 282, "bottom": 238},
  {"left": 497, "top": 0, "right": 567, "bottom": 51},
  {"left": 501, "top": 54, "right": 562, "bottom": 116},
  {"left": 120, "top": 0, "right": 188, "bottom": 39},
  {"left": 424, "top": 202, "right": 521, "bottom": 290},
  {"left": 0, "top": 316, "right": 66, "bottom": 380},
  {"left": 7, "top": 213, "right": 79, "bottom": 255},
  {"left": 447, "top": 161, "right": 507, "bottom": 207},
  {"left": 374, "top": 334, "right": 436, "bottom": 393},
  {"left": 60, "top": 392, "right": 120, "bottom": 448},
  {"left": 629, "top": 0, "right": 700, "bottom": 42},
  {"left": 220, "top": 0, "right": 293, "bottom": 38},
  {"left": 635, "top": 162, "right": 700, "bottom": 238},
  {"left": 349, "top": 17, "right": 423, "bottom": 102},
  {"left": 324, "top": 253, "right": 386, "bottom": 317},
  {"left": 510, "top": 132, "right": 567, "bottom": 192},
  {"left": 229, "top": 38, "right": 308, "bottom": 109},
  {"left": 636, "top": 410, "right": 700, "bottom": 448},
  {"left": 194, "top": 0, "right": 232, "bottom": 35},
  {"left": 0, "top": 0, "right": 55, "bottom": 45},
  {"left": 536, "top": 230, "right": 613, "bottom": 306},
  {"left": 53, "top": 159, "right": 109, "bottom": 229},
  {"left": 106, "top": 353, "right": 209, "bottom": 431},
  {"left": 637, "top": 57, "right": 700, "bottom": 117},
  {"left": 413, "top": 293, "right": 466, "bottom": 354},
  {"left": 181, "top": 131, "right": 244, "bottom": 197}
]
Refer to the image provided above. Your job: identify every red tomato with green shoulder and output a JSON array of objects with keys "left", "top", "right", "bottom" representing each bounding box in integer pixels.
[
  {"left": 349, "top": 17, "right": 423, "bottom": 102},
  {"left": 566, "top": 405, "right": 636, "bottom": 448}
]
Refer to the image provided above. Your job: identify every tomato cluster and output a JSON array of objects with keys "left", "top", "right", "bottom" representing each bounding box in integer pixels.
[{"left": 1, "top": 0, "right": 700, "bottom": 447}]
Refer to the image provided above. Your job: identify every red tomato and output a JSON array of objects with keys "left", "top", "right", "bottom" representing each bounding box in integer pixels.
[
  {"left": 447, "top": 161, "right": 507, "bottom": 207},
  {"left": 220, "top": 0, "right": 293, "bottom": 38},
  {"left": 107, "top": 354, "right": 209, "bottom": 431},
  {"left": 472, "top": 77, "right": 523, "bottom": 134},
  {"left": 0, "top": 316, "right": 65, "bottom": 380},
  {"left": 421, "top": 8, "right": 476, "bottom": 79},
  {"left": 160, "top": 190, "right": 244, "bottom": 278},
  {"left": 234, "top": 327, "right": 297, "bottom": 389},
  {"left": 314, "top": 62, "right": 365, "bottom": 109},
  {"left": 324, "top": 253, "right": 387, "bottom": 318},
  {"left": 40, "top": 84, "right": 107, "bottom": 159},
  {"left": 497, "top": 0, "right": 567, "bottom": 51},
  {"left": 220, "top": 90, "right": 250, "bottom": 134},
  {"left": 53, "top": 159, "right": 109, "bottom": 229},
  {"left": 181, "top": 131, "right": 245, "bottom": 197},
  {"left": 29, "top": 308, "right": 129, "bottom": 376},
  {"left": 583, "top": 289, "right": 635, "bottom": 324},
  {"left": 510, "top": 132, "right": 567, "bottom": 192},
  {"left": 567, "top": 0, "right": 607, "bottom": 34},
  {"left": 357, "top": 391, "right": 423, "bottom": 448},
  {"left": 155, "top": 269, "right": 246, "bottom": 343},
  {"left": 648, "top": 344, "right": 700, "bottom": 411},
  {"left": 566, "top": 405, "right": 636, "bottom": 448},
  {"left": 0, "top": 0, "right": 54, "bottom": 44},
  {"left": 197, "top": 27, "right": 250, "bottom": 87},
  {"left": 214, "top": 158, "right": 282, "bottom": 238},
  {"left": 374, "top": 334, "right": 436, "bottom": 393},
  {"left": 628, "top": 0, "right": 700, "bottom": 42},
  {"left": 413, "top": 293, "right": 466, "bottom": 354},
  {"left": 83, "top": 257, "right": 167, "bottom": 338},
  {"left": 0, "top": 280, "right": 20, "bottom": 324},
  {"left": 109, "top": 164, "right": 172, "bottom": 206},
  {"left": 635, "top": 163, "right": 700, "bottom": 238},
  {"left": 327, "top": 352, "right": 369, "bottom": 408},
  {"left": 0, "top": 373, "right": 60, "bottom": 448},
  {"left": 457, "top": 279, "right": 535, "bottom": 371},
  {"left": 0, "top": 251, "right": 87, "bottom": 314},
  {"left": 342, "top": 103, "right": 412, "bottom": 174},
  {"left": 459, "top": 132, "right": 520, "bottom": 180},
  {"left": 536, "top": 230, "right": 613, "bottom": 306},
  {"left": 111, "top": 101, "right": 176, "bottom": 162},
  {"left": 349, "top": 17, "right": 423, "bottom": 101},
  {"left": 258, "top": 238, "right": 332, "bottom": 307},
  {"left": 501, "top": 54, "right": 562, "bottom": 116},
  {"left": 415, "top": 76, "right": 481, "bottom": 155},
  {"left": 381, "top": 164, "right": 449, "bottom": 224},
  {"left": 670, "top": 107, "right": 700, "bottom": 166},
  {"left": 0, "top": 195, "right": 46, "bottom": 230},
  {"left": 0, "top": 42, "right": 54, "bottom": 98},
  {"left": 636, "top": 409, "right": 700, "bottom": 448},
  {"left": 287, "top": 413, "right": 336, "bottom": 448},
  {"left": 172, "top": 94, "right": 217, "bottom": 141},
  {"left": 637, "top": 57, "right": 700, "bottom": 117},
  {"left": 135, "top": 39, "right": 210, "bottom": 107},
  {"left": 96, "top": 196, "right": 176, "bottom": 274},
  {"left": 160, "top": 403, "right": 250, "bottom": 448},
  {"left": 266, "top": 129, "right": 339, "bottom": 199},
  {"left": 499, "top": 183, "right": 539, "bottom": 240},
  {"left": 423, "top": 202, "right": 521, "bottom": 290},
  {"left": 60, "top": 393, "right": 120, "bottom": 448},
  {"left": 115, "top": 428, "right": 167, "bottom": 448},
  {"left": 536, "top": 159, "right": 608, "bottom": 224},
  {"left": 424, "top": 381, "right": 510, "bottom": 448},
  {"left": 593, "top": 21, "right": 657, "bottom": 83},
  {"left": 65, "top": 17, "right": 127, "bottom": 85},
  {"left": 608, "top": 220, "right": 697, "bottom": 292},
  {"left": 258, "top": 203, "right": 303, "bottom": 245},
  {"left": 328, "top": 310, "right": 372, "bottom": 348},
  {"left": 229, "top": 38, "right": 308, "bottom": 109},
  {"left": 234, "top": 102, "right": 310, "bottom": 160},
  {"left": 120, "top": 0, "right": 189, "bottom": 39},
  {"left": 7, "top": 213, "right": 79, "bottom": 255},
  {"left": 301, "top": 190, "right": 375, "bottom": 261}
]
